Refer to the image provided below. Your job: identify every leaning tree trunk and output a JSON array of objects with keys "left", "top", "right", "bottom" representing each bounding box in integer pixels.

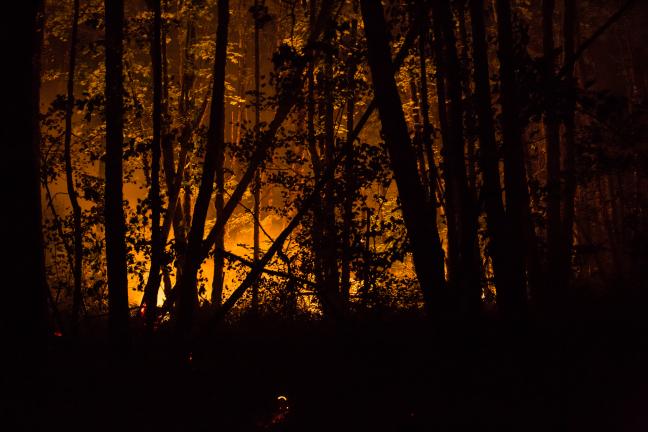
[
  {"left": 360, "top": 0, "right": 447, "bottom": 318},
  {"left": 104, "top": 0, "right": 130, "bottom": 347}
]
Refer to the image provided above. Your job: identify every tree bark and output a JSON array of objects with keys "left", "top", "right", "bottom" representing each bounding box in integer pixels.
[
  {"left": 494, "top": 0, "right": 534, "bottom": 318},
  {"left": 543, "top": 0, "right": 564, "bottom": 305},
  {"left": 561, "top": 0, "right": 577, "bottom": 292},
  {"left": 104, "top": 0, "right": 130, "bottom": 347},
  {"left": 6, "top": 0, "right": 49, "bottom": 342}
]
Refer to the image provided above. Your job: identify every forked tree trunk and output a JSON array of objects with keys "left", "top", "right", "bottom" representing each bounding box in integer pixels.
[{"left": 176, "top": 0, "right": 229, "bottom": 337}]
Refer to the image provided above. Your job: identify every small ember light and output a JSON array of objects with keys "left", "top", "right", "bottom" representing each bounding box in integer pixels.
[
  {"left": 54, "top": 331, "right": 63, "bottom": 337},
  {"left": 139, "top": 304, "right": 146, "bottom": 317}
]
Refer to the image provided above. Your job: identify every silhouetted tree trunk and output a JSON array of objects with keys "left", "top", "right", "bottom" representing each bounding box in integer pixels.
[
  {"left": 6, "top": 0, "right": 48, "bottom": 342},
  {"left": 176, "top": 0, "right": 229, "bottom": 337},
  {"left": 433, "top": 0, "right": 481, "bottom": 316},
  {"left": 305, "top": 0, "right": 325, "bottom": 311},
  {"left": 6, "top": 5, "right": 47, "bottom": 427},
  {"left": 341, "top": 17, "right": 358, "bottom": 306},
  {"left": 360, "top": 0, "right": 447, "bottom": 317},
  {"left": 561, "top": 0, "right": 577, "bottom": 291},
  {"left": 431, "top": 10, "right": 457, "bottom": 286},
  {"left": 495, "top": 0, "right": 536, "bottom": 318},
  {"left": 143, "top": 0, "right": 163, "bottom": 329},
  {"left": 543, "top": 0, "right": 564, "bottom": 304},
  {"left": 321, "top": 30, "right": 340, "bottom": 313},
  {"left": 104, "top": 0, "right": 130, "bottom": 347},
  {"left": 250, "top": 0, "right": 262, "bottom": 314},
  {"left": 65, "top": 0, "right": 84, "bottom": 335},
  {"left": 418, "top": 2, "right": 442, "bottom": 233},
  {"left": 210, "top": 0, "right": 227, "bottom": 308},
  {"left": 469, "top": 0, "right": 525, "bottom": 308},
  {"left": 306, "top": 0, "right": 341, "bottom": 318}
]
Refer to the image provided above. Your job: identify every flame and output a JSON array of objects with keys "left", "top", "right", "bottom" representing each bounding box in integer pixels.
[{"left": 54, "top": 330, "right": 63, "bottom": 337}]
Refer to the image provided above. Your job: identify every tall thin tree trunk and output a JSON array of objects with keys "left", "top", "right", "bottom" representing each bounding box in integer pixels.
[
  {"left": 6, "top": 4, "right": 48, "bottom": 422},
  {"left": 495, "top": 0, "right": 534, "bottom": 318},
  {"left": 431, "top": 9, "right": 457, "bottom": 287},
  {"left": 340, "top": 18, "right": 357, "bottom": 306},
  {"left": 105, "top": 0, "right": 130, "bottom": 347},
  {"left": 321, "top": 36, "right": 340, "bottom": 312},
  {"left": 8, "top": 0, "right": 49, "bottom": 341},
  {"left": 210, "top": 0, "right": 229, "bottom": 309},
  {"left": 251, "top": 0, "right": 262, "bottom": 314},
  {"left": 561, "top": 0, "right": 577, "bottom": 291},
  {"left": 543, "top": 0, "right": 564, "bottom": 304},
  {"left": 66, "top": 0, "right": 84, "bottom": 335},
  {"left": 143, "top": 0, "right": 163, "bottom": 329},
  {"left": 419, "top": 1, "right": 442, "bottom": 234},
  {"left": 360, "top": 0, "right": 447, "bottom": 318}
]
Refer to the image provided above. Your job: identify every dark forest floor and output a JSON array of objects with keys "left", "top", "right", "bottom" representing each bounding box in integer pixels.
[{"left": 7, "top": 306, "right": 648, "bottom": 432}]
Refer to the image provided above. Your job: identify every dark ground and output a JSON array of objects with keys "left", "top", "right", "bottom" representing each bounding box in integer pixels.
[{"left": 5, "top": 306, "right": 648, "bottom": 432}]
